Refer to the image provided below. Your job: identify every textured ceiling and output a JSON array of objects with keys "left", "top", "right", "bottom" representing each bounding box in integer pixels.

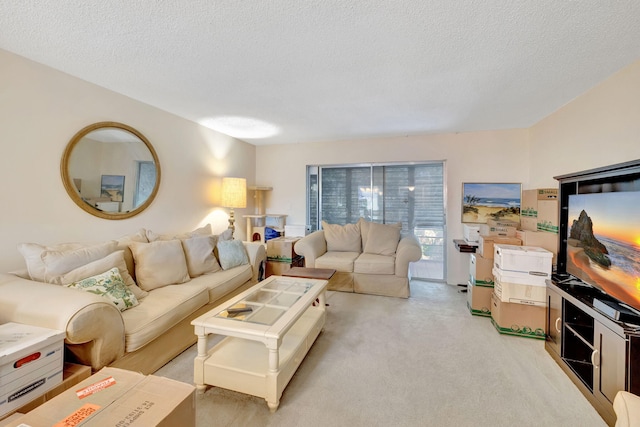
[{"left": 1, "top": 1, "right": 639, "bottom": 145}]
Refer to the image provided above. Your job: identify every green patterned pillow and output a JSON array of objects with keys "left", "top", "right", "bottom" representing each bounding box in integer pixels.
[{"left": 65, "top": 267, "right": 139, "bottom": 312}]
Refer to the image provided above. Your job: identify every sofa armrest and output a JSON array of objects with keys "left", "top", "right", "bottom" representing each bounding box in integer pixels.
[
  {"left": 243, "top": 241, "right": 266, "bottom": 282},
  {"left": 395, "top": 235, "right": 423, "bottom": 278},
  {"left": 294, "top": 230, "right": 327, "bottom": 268},
  {"left": 614, "top": 391, "right": 640, "bottom": 427},
  {"left": 0, "top": 273, "right": 125, "bottom": 371}
]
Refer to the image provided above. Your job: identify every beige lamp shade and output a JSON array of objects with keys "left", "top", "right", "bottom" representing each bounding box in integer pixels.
[{"left": 221, "top": 177, "right": 247, "bottom": 208}]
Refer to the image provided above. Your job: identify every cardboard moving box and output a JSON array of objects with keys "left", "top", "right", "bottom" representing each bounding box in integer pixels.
[
  {"left": 267, "top": 237, "right": 301, "bottom": 262},
  {"left": 493, "top": 273, "right": 546, "bottom": 307},
  {"left": 469, "top": 253, "right": 493, "bottom": 285},
  {"left": 5, "top": 367, "right": 196, "bottom": 427},
  {"left": 467, "top": 282, "right": 493, "bottom": 317},
  {"left": 490, "top": 292, "right": 546, "bottom": 340},
  {"left": 478, "top": 235, "right": 521, "bottom": 259},
  {"left": 0, "top": 323, "right": 65, "bottom": 417}
]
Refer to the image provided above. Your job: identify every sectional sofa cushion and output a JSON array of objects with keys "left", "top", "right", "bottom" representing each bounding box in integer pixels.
[
  {"left": 130, "top": 240, "right": 191, "bottom": 291},
  {"left": 115, "top": 229, "right": 148, "bottom": 280},
  {"left": 354, "top": 253, "right": 396, "bottom": 275},
  {"left": 322, "top": 221, "right": 361, "bottom": 252},
  {"left": 181, "top": 235, "right": 221, "bottom": 277},
  {"left": 315, "top": 251, "right": 360, "bottom": 272},
  {"left": 363, "top": 222, "right": 401, "bottom": 256},
  {"left": 65, "top": 267, "right": 139, "bottom": 312},
  {"left": 18, "top": 241, "right": 118, "bottom": 282},
  {"left": 121, "top": 282, "right": 209, "bottom": 352},
  {"left": 41, "top": 241, "right": 120, "bottom": 283},
  {"left": 53, "top": 250, "right": 148, "bottom": 300}
]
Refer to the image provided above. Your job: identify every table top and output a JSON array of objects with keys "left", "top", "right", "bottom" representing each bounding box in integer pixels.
[
  {"left": 191, "top": 275, "right": 327, "bottom": 340},
  {"left": 282, "top": 267, "right": 336, "bottom": 280}
]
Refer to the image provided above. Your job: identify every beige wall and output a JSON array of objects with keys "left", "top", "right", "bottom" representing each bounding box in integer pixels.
[
  {"left": 529, "top": 59, "right": 640, "bottom": 187},
  {"left": 0, "top": 49, "right": 256, "bottom": 271}
]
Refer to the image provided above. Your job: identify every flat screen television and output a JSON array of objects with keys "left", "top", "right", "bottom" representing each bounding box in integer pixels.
[{"left": 556, "top": 159, "right": 640, "bottom": 315}]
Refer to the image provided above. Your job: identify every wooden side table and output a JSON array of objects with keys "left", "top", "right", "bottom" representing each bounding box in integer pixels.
[{"left": 281, "top": 267, "right": 336, "bottom": 281}]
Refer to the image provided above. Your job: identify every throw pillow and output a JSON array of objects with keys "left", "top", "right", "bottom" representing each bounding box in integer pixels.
[
  {"left": 65, "top": 268, "right": 139, "bottom": 312},
  {"left": 363, "top": 222, "right": 402, "bottom": 256},
  {"left": 359, "top": 218, "right": 402, "bottom": 249},
  {"left": 54, "top": 250, "right": 148, "bottom": 300},
  {"left": 181, "top": 235, "right": 221, "bottom": 277},
  {"left": 115, "top": 229, "right": 148, "bottom": 281},
  {"left": 41, "top": 241, "right": 119, "bottom": 283},
  {"left": 322, "top": 221, "right": 362, "bottom": 252},
  {"left": 129, "top": 240, "right": 191, "bottom": 291},
  {"left": 18, "top": 241, "right": 87, "bottom": 282},
  {"left": 216, "top": 240, "right": 249, "bottom": 270}
]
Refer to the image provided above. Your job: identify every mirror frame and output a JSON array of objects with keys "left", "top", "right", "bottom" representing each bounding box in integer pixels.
[{"left": 61, "top": 121, "right": 161, "bottom": 220}]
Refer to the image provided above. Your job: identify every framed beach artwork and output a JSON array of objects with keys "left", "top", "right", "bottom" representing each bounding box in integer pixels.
[
  {"left": 462, "top": 182, "right": 521, "bottom": 224},
  {"left": 101, "top": 175, "right": 125, "bottom": 202}
]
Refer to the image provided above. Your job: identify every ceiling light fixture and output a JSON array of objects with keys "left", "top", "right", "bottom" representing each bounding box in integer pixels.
[{"left": 200, "top": 116, "right": 280, "bottom": 139}]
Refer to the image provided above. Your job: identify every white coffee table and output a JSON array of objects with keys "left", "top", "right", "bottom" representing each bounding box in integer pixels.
[{"left": 191, "top": 275, "right": 328, "bottom": 412}]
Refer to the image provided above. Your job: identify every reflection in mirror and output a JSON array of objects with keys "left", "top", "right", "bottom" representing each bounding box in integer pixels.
[{"left": 61, "top": 122, "right": 161, "bottom": 220}]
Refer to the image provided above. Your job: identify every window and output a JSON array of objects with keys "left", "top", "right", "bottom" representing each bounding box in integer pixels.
[{"left": 307, "top": 162, "right": 446, "bottom": 281}]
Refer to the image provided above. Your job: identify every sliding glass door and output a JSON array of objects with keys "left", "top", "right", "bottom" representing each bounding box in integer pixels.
[{"left": 307, "top": 162, "right": 445, "bottom": 281}]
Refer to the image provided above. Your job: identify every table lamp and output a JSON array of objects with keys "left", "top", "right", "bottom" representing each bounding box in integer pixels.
[{"left": 221, "top": 177, "right": 247, "bottom": 234}]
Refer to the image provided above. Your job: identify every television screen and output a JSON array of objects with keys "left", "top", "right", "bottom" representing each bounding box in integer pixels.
[{"left": 567, "top": 191, "right": 640, "bottom": 312}]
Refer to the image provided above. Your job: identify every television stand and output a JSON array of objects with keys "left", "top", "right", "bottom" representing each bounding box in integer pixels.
[{"left": 546, "top": 278, "right": 640, "bottom": 426}]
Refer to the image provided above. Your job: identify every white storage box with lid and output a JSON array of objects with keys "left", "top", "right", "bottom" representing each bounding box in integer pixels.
[
  {"left": 0, "top": 322, "right": 64, "bottom": 417},
  {"left": 493, "top": 269, "right": 546, "bottom": 306},
  {"left": 463, "top": 224, "right": 480, "bottom": 243},
  {"left": 493, "top": 244, "right": 553, "bottom": 276}
]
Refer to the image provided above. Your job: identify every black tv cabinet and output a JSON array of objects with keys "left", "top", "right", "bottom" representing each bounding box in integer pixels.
[{"left": 546, "top": 277, "right": 640, "bottom": 426}]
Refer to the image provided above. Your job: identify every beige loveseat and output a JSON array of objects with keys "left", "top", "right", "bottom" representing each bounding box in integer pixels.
[
  {"left": 294, "top": 219, "right": 422, "bottom": 298},
  {"left": 0, "top": 225, "right": 265, "bottom": 374}
]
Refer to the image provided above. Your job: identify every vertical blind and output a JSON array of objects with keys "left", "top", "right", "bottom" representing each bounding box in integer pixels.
[{"left": 307, "top": 162, "right": 445, "bottom": 234}]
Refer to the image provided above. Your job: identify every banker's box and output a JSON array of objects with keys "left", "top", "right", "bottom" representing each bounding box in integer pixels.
[
  {"left": 490, "top": 292, "right": 546, "bottom": 339},
  {"left": 493, "top": 270, "right": 546, "bottom": 306},
  {"left": 515, "top": 229, "right": 558, "bottom": 264},
  {"left": 493, "top": 244, "right": 552, "bottom": 278},
  {"left": 467, "top": 282, "right": 493, "bottom": 317},
  {"left": 478, "top": 235, "right": 521, "bottom": 258},
  {"left": 0, "top": 323, "right": 65, "bottom": 417},
  {"left": 267, "top": 237, "right": 300, "bottom": 262},
  {"left": 4, "top": 367, "right": 195, "bottom": 427},
  {"left": 469, "top": 253, "right": 493, "bottom": 285},
  {"left": 463, "top": 224, "right": 480, "bottom": 242},
  {"left": 478, "top": 223, "right": 517, "bottom": 237}
]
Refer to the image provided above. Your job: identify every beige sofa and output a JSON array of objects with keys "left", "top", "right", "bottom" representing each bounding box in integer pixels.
[
  {"left": 294, "top": 219, "right": 422, "bottom": 298},
  {"left": 0, "top": 226, "right": 266, "bottom": 374}
]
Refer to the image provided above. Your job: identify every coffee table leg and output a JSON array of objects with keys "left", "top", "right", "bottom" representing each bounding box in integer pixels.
[
  {"left": 318, "top": 291, "right": 326, "bottom": 309},
  {"left": 194, "top": 334, "right": 208, "bottom": 393},
  {"left": 267, "top": 345, "right": 280, "bottom": 412}
]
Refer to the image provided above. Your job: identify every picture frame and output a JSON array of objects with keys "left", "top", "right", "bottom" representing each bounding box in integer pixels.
[
  {"left": 101, "top": 175, "right": 125, "bottom": 202},
  {"left": 462, "top": 182, "right": 521, "bottom": 224}
]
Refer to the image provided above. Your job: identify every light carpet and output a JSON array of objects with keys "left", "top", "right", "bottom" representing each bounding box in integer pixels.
[{"left": 155, "top": 281, "right": 608, "bottom": 427}]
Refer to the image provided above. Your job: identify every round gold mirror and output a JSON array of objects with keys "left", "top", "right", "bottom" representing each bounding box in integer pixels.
[{"left": 61, "top": 122, "right": 161, "bottom": 220}]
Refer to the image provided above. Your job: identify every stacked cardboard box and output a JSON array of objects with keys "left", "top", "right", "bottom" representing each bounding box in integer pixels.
[
  {"left": 266, "top": 237, "right": 304, "bottom": 277},
  {"left": 467, "top": 227, "right": 522, "bottom": 317},
  {"left": 490, "top": 244, "right": 552, "bottom": 339},
  {"left": 4, "top": 367, "right": 195, "bottom": 427},
  {"left": 520, "top": 189, "right": 559, "bottom": 257},
  {"left": 466, "top": 253, "right": 494, "bottom": 316}
]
